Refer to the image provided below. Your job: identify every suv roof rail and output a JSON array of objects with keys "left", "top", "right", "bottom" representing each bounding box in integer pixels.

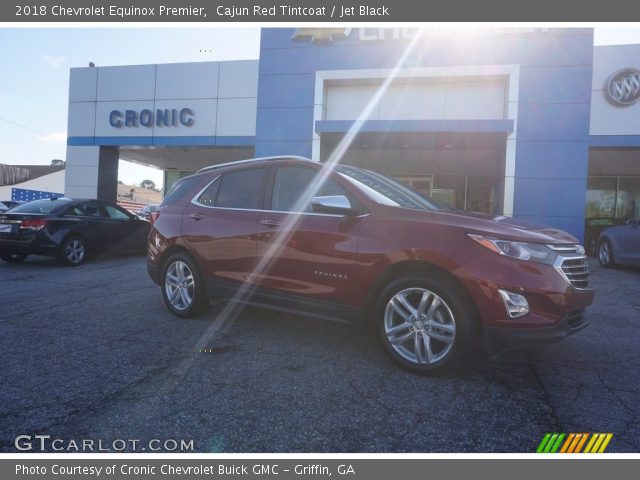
[{"left": 196, "top": 156, "right": 314, "bottom": 174}]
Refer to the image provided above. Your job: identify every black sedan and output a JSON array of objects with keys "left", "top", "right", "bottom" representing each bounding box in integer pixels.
[{"left": 0, "top": 198, "right": 150, "bottom": 266}]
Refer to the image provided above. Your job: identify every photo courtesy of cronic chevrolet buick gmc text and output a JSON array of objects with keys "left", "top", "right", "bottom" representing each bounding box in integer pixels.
[{"left": 147, "top": 157, "right": 594, "bottom": 373}]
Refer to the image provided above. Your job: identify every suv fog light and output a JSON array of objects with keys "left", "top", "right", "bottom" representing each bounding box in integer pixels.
[{"left": 498, "top": 289, "right": 529, "bottom": 318}]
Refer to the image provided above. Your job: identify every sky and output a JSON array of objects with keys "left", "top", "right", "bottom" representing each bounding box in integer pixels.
[
  {"left": 0, "top": 26, "right": 639, "bottom": 189},
  {"left": 0, "top": 27, "right": 260, "bottom": 187}
]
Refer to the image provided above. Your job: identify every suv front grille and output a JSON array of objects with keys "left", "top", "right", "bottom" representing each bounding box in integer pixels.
[{"left": 549, "top": 244, "right": 591, "bottom": 289}]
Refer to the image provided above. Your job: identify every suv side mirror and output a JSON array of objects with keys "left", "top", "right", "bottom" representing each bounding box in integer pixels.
[{"left": 311, "top": 195, "right": 359, "bottom": 216}]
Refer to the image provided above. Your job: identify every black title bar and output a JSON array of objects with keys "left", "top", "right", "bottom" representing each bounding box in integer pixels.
[{"left": 4, "top": 0, "right": 640, "bottom": 22}]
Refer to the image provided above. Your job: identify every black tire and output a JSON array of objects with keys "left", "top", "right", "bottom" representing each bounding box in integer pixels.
[
  {"left": 597, "top": 239, "right": 615, "bottom": 268},
  {"left": 1, "top": 253, "right": 28, "bottom": 263},
  {"left": 376, "top": 274, "right": 478, "bottom": 374},
  {"left": 161, "top": 252, "right": 208, "bottom": 318},
  {"left": 57, "top": 236, "right": 87, "bottom": 266},
  {"left": 587, "top": 237, "right": 597, "bottom": 257}
]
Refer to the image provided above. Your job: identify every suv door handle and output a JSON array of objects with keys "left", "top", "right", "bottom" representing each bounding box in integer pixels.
[
  {"left": 189, "top": 212, "right": 205, "bottom": 220},
  {"left": 260, "top": 219, "right": 282, "bottom": 227}
]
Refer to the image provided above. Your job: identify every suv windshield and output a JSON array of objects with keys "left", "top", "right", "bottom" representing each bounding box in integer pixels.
[
  {"left": 336, "top": 165, "right": 449, "bottom": 211},
  {"left": 8, "top": 198, "right": 72, "bottom": 214}
]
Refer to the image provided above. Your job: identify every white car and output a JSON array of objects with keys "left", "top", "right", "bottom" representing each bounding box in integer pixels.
[{"left": 137, "top": 204, "right": 160, "bottom": 220}]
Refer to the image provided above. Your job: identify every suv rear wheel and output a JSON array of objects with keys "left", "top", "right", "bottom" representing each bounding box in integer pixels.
[
  {"left": 376, "top": 274, "right": 475, "bottom": 374},
  {"left": 162, "top": 253, "right": 208, "bottom": 317}
]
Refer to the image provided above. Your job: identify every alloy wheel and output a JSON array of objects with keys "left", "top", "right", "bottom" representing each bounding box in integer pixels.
[
  {"left": 164, "top": 260, "right": 195, "bottom": 311},
  {"left": 384, "top": 287, "right": 456, "bottom": 365},
  {"left": 65, "top": 239, "right": 85, "bottom": 264},
  {"left": 598, "top": 241, "right": 611, "bottom": 266}
]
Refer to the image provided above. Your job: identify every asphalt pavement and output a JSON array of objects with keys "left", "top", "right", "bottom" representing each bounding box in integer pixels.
[{"left": 0, "top": 253, "right": 638, "bottom": 452}]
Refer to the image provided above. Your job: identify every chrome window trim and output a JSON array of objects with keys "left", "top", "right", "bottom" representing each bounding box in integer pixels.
[
  {"left": 190, "top": 173, "right": 369, "bottom": 218},
  {"left": 188, "top": 203, "right": 368, "bottom": 219},
  {"left": 190, "top": 175, "right": 222, "bottom": 208}
]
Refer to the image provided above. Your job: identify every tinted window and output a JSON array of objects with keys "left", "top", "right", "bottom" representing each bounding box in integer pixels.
[
  {"left": 216, "top": 168, "right": 267, "bottom": 209},
  {"left": 10, "top": 198, "right": 71, "bottom": 214},
  {"left": 195, "top": 177, "right": 221, "bottom": 206},
  {"left": 271, "top": 166, "right": 350, "bottom": 213},
  {"left": 67, "top": 201, "right": 105, "bottom": 217},
  {"left": 161, "top": 175, "right": 203, "bottom": 206},
  {"left": 104, "top": 204, "right": 131, "bottom": 220}
]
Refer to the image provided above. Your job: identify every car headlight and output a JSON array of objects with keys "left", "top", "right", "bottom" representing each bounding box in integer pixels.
[{"left": 467, "top": 234, "right": 557, "bottom": 265}]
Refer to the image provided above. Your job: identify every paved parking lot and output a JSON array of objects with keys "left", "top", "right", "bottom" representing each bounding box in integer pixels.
[{"left": 0, "top": 253, "right": 638, "bottom": 452}]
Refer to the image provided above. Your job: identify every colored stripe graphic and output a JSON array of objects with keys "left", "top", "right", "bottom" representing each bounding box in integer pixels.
[
  {"left": 560, "top": 432, "right": 589, "bottom": 453},
  {"left": 536, "top": 433, "right": 552, "bottom": 453},
  {"left": 574, "top": 433, "right": 590, "bottom": 453},
  {"left": 538, "top": 433, "right": 613, "bottom": 453},
  {"left": 598, "top": 433, "right": 613, "bottom": 453}
]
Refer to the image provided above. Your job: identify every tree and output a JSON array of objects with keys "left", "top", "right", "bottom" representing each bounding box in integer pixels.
[
  {"left": 140, "top": 179, "right": 155, "bottom": 190},
  {"left": 51, "top": 159, "right": 65, "bottom": 167}
]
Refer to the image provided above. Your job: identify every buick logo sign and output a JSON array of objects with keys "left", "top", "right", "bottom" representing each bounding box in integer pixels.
[{"left": 606, "top": 68, "right": 640, "bottom": 106}]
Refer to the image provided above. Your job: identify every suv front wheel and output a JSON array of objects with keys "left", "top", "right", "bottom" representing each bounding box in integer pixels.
[
  {"left": 162, "top": 253, "right": 208, "bottom": 317},
  {"left": 377, "top": 274, "right": 475, "bottom": 374}
]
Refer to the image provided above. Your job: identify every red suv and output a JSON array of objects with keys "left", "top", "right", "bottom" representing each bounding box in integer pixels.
[{"left": 147, "top": 157, "right": 594, "bottom": 372}]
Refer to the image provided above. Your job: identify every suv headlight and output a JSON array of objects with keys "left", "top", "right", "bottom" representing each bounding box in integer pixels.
[{"left": 467, "top": 234, "right": 557, "bottom": 265}]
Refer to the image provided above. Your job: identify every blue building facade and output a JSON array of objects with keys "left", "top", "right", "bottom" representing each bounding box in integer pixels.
[
  {"left": 68, "top": 28, "right": 640, "bottom": 245},
  {"left": 254, "top": 28, "right": 594, "bottom": 241}
]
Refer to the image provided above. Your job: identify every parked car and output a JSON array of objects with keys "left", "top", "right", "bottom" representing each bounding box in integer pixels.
[
  {"left": 147, "top": 156, "right": 594, "bottom": 373},
  {"left": 137, "top": 204, "right": 160, "bottom": 221},
  {"left": 0, "top": 202, "right": 8, "bottom": 213},
  {"left": 584, "top": 217, "right": 620, "bottom": 256},
  {"left": 0, "top": 198, "right": 150, "bottom": 266},
  {"left": 597, "top": 218, "right": 640, "bottom": 267}
]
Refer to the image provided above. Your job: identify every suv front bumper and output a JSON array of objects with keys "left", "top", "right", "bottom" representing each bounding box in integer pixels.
[{"left": 483, "top": 309, "right": 589, "bottom": 353}]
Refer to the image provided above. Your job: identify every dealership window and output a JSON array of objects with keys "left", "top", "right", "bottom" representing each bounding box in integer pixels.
[
  {"left": 586, "top": 177, "right": 616, "bottom": 218},
  {"left": 586, "top": 176, "right": 640, "bottom": 220},
  {"left": 395, "top": 174, "right": 499, "bottom": 214},
  {"left": 616, "top": 177, "right": 640, "bottom": 219}
]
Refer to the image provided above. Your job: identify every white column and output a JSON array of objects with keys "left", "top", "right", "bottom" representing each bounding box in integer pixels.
[{"left": 64, "top": 146, "right": 101, "bottom": 199}]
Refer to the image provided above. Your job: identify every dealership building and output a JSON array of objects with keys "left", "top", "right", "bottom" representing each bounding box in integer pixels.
[{"left": 65, "top": 28, "right": 640, "bottom": 242}]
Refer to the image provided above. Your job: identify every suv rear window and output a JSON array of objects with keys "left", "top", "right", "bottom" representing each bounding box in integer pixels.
[{"left": 161, "top": 176, "right": 204, "bottom": 206}]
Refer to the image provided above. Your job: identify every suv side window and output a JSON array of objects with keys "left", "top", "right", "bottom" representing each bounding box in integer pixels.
[
  {"left": 194, "top": 177, "right": 221, "bottom": 207},
  {"left": 216, "top": 168, "right": 268, "bottom": 209},
  {"left": 271, "top": 166, "right": 351, "bottom": 213},
  {"left": 162, "top": 175, "right": 204, "bottom": 206}
]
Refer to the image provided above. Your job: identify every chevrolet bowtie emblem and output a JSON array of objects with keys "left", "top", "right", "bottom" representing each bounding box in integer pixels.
[{"left": 291, "top": 28, "right": 352, "bottom": 44}]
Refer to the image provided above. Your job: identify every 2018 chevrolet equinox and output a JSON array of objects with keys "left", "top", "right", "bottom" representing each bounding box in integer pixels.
[{"left": 147, "top": 156, "right": 594, "bottom": 373}]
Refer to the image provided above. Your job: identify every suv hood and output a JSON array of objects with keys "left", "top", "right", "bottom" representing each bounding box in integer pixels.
[{"left": 388, "top": 208, "right": 579, "bottom": 245}]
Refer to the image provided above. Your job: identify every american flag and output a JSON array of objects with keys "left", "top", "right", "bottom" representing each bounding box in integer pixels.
[{"left": 12, "top": 188, "right": 63, "bottom": 202}]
